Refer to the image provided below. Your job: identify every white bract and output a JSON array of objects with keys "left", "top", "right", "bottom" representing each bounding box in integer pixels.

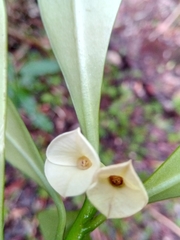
[
  {"left": 45, "top": 128, "right": 100, "bottom": 197},
  {"left": 87, "top": 161, "right": 148, "bottom": 219}
]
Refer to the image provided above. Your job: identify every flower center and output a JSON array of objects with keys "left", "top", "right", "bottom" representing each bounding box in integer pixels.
[
  {"left": 109, "top": 175, "right": 123, "bottom": 187},
  {"left": 77, "top": 156, "right": 92, "bottom": 170}
]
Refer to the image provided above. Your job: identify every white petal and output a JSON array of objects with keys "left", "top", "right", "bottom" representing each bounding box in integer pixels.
[
  {"left": 45, "top": 158, "right": 99, "bottom": 197},
  {"left": 87, "top": 161, "right": 148, "bottom": 218},
  {"left": 46, "top": 128, "right": 100, "bottom": 167}
]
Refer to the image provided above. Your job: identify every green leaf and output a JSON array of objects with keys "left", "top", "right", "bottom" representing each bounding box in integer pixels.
[
  {"left": 20, "top": 96, "right": 53, "bottom": 132},
  {"left": 38, "top": 208, "right": 90, "bottom": 240},
  {"left": 0, "top": 0, "right": 7, "bottom": 238},
  {"left": 144, "top": 146, "right": 180, "bottom": 203},
  {"left": 64, "top": 211, "right": 79, "bottom": 238},
  {"left": 5, "top": 99, "right": 66, "bottom": 239},
  {"left": 5, "top": 98, "right": 48, "bottom": 189},
  {"left": 38, "top": 0, "right": 122, "bottom": 151},
  {"left": 38, "top": 208, "right": 58, "bottom": 240},
  {"left": 20, "top": 59, "right": 60, "bottom": 87}
]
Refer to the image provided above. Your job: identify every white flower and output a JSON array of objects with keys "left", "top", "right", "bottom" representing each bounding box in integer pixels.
[
  {"left": 45, "top": 129, "right": 148, "bottom": 218},
  {"left": 45, "top": 128, "right": 100, "bottom": 197},
  {"left": 87, "top": 160, "right": 148, "bottom": 219}
]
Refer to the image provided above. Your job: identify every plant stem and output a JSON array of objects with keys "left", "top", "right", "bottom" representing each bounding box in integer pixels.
[
  {"left": 51, "top": 191, "right": 66, "bottom": 240},
  {"left": 83, "top": 214, "right": 106, "bottom": 234},
  {"left": 65, "top": 197, "right": 97, "bottom": 240}
]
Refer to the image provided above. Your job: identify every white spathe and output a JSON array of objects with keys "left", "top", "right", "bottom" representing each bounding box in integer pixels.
[
  {"left": 86, "top": 161, "right": 148, "bottom": 219},
  {"left": 45, "top": 128, "right": 100, "bottom": 197}
]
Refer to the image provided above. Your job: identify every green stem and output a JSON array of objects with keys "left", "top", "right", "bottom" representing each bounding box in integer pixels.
[
  {"left": 83, "top": 214, "right": 106, "bottom": 234},
  {"left": 50, "top": 191, "right": 66, "bottom": 240},
  {"left": 65, "top": 197, "right": 97, "bottom": 240},
  {"left": 64, "top": 79, "right": 101, "bottom": 239}
]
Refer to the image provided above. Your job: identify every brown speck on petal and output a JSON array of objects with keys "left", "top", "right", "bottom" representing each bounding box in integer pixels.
[
  {"left": 77, "top": 156, "right": 92, "bottom": 170},
  {"left": 109, "top": 175, "right": 123, "bottom": 187}
]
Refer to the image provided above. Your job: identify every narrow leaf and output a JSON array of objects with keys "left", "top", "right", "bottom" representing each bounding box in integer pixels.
[
  {"left": 5, "top": 99, "right": 66, "bottom": 239},
  {"left": 5, "top": 99, "right": 48, "bottom": 189},
  {"left": 0, "top": 0, "right": 7, "bottom": 238},
  {"left": 144, "top": 146, "right": 180, "bottom": 203},
  {"left": 38, "top": 0, "right": 122, "bottom": 150}
]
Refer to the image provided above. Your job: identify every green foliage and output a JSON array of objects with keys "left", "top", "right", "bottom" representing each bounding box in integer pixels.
[
  {"left": 20, "top": 59, "right": 60, "bottom": 86},
  {"left": 5, "top": 99, "right": 50, "bottom": 189},
  {"left": 145, "top": 146, "right": 180, "bottom": 203},
  {"left": 8, "top": 57, "right": 62, "bottom": 132},
  {"left": 38, "top": 208, "right": 58, "bottom": 240},
  {"left": 38, "top": 208, "right": 91, "bottom": 240},
  {"left": 21, "top": 96, "right": 53, "bottom": 132},
  {"left": 5, "top": 99, "right": 66, "bottom": 240},
  {"left": 100, "top": 80, "right": 164, "bottom": 162}
]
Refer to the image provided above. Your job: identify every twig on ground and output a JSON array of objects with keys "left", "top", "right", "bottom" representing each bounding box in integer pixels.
[
  {"left": 149, "top": 3, "right": 180, "bottom": 40},
  {"left": 148, "top": 205, "right": 180, "bottom": 237},
  {"left": 8, "top": 27, "right": 50, "bottom": 53}
]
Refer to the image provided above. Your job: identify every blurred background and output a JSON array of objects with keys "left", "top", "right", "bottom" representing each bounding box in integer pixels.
[{"left": 5, "top": 0, "right": 180, "bottom": 239}]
